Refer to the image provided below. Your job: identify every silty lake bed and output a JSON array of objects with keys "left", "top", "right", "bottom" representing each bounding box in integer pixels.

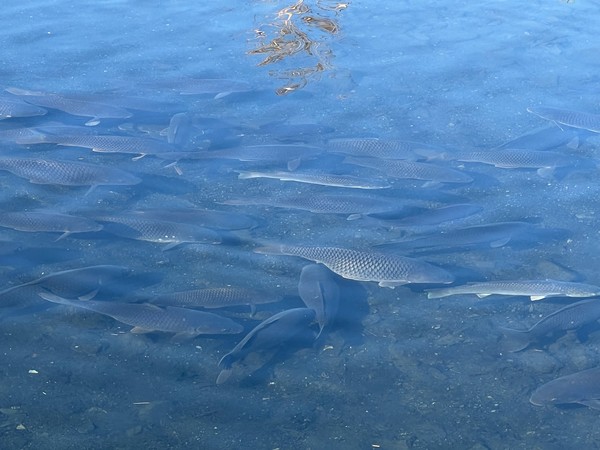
[{"left": 2, "top": 0, "right": 600, "bottom": 448}]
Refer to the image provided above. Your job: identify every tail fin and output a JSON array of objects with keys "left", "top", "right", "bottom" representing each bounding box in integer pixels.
[
  {"left": 499, "top": 326, "right": 531, "bottom": 352},
  {"left": 216, "top": 354, "right": 235, "bottom": 385}
]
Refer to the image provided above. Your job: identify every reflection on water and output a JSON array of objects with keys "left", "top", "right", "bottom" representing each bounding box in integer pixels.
[{"left": 249, "top": 0, "right": 348, "bottom": 95}]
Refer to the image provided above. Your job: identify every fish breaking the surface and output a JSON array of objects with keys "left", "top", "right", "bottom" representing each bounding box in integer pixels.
[
  {"left": 255, "top": 244, "right": 454, "bottom": 287},
  {"left": 427, "top": 279, "right": 600, "bottom": 301}
]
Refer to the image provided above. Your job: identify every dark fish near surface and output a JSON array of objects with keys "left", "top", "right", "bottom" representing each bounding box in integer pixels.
[
  {"left": 195, "top": 144, "right": 324, "bottom": 170},
  {"left": 217, "top": 308, "right": 316, "bottom": 384},
  {"left": 0, "top": 265, "right": 131, "bottom": 301},
  {"left": 128, "top": 208, "right": 258, "bottom": 230},
  {"left": 530, "top": 367, "right": 600, "bottom": 409},
  {"left": 6, "top": 87, "right": 132, "bottom": 125},
  {"left": 298, "top": 264, "right": 340, "bottom": 338},
  {"left": 221, "top": 193, "right": 402, "bottom": 218},
  {"left": 28, "top": 134, "right": 178, "bottom": 159},
  {"left": 95, "top": 214, "right": 222, "bottom": 248},
  {"left": 0, "top": 95, "right": 47, "bottom": 119},
  {"left": 40, "top": 292, "right": 244, "bottom": 338},
  {"left": 344, "top": 156, "right": 473, "bottom": 183},
  {"left": 527, "top": 106, "right": 600, "bottom": 133},
  {"left": 237, "top": 170, "right": 391, "bottom": 189},
  {"left": 427, "top": 279, "right": 600, "bottom": 301},
  {"left": 496, "top": 125, "right": 587, "bottom": 151},
  {"left": 0, "top": 157, "right": 141, "bottom": 188},
  {"left": 255, "top": 244, "right": 454, "bottom": 287},
  {"left": 0, "top": 211, "right": 103, "bottom": 239},
  {"left": 374, "top": 204, "right": 483, "bottom": 228},
  {"left": 500, "top": 298, "right": 600, "bottom": 352},
  {"left": 151, "top": 287, "right": 282, "bottom": 314},
  {"left": 327, "top": 138, "right": 442, "bottom": 160},
  {"left": 377, "top": 222, "right": 557, "bottom": 253}
]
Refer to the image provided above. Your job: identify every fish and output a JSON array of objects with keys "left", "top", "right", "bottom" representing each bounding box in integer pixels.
[
  {"left": 167, "top": 112, "right": 192, "bottom": 145},
  {"left": 344, "top": 156, "right": 473, "bottom": 183},
  {"left": 377, "top": 222, "right": 558, "bottom": 253},
  {"left": 94, "top": 214, "right": 222, "bottom": 248},
  {"left": 326, "top": 138, "right": 442, "bottom": 160},
  {"left": 216, "top": 308, "right": 316, "bottom": 384},
  {"left": 499, "top": 298, "right": 600, "bottom": 352},
  {"left": 0, "top": 95, "right": 47, "bottom": 119},
  {"left": 39, "top": 292, "right": 244, "bottom": 338},
  {"left": 496, "top": 125, "right": 587, "bottom": 151},
  {"left": 530, "top": 367, "right": 600, "bottom": 409},
  {"left": 6, "top": 87, "right": 133, "bottom": 125},
  {"left": 298, "top": 264, "right": 340, "bottom": 338},
  {"left": 0, "top": 265, "right": 131, "bottom": 302},
  {"left": 150, "top": 287, "right": 282, "bottom": 315},
  {"left": 427, "top": 279, "right": 600, "bottom": 301},
  {"left": 25, "top": 134, "right": 178, "bottom": 159},
  {"left": 373, "top": 204, "right": 483, "bottom": 228},
  {"left": 0, "top": 157, "right": 141, "bottom": 189},
  {"left": 439, "top": 149, "right": 573, "bottom": 176},
  {"left": 128, "top": 208, "right": 258, "bottom": 230},
  {"left": 237, "top": 170, "right": 391, "bottom": 189},
  {"left": 221, "top": 193, "right": 402, "bottom": 218},
  {"left": 0, "top": 211, "right": 103, "bottom": 239},
  {"left": 192, "top": 144, "right": 324, "bottom": 170},
  {"left": 527, "top": 106, "right": 600, "bottom": 133},
  {"left": 255, "top": 244, "right": 454, "bottom": 288}
]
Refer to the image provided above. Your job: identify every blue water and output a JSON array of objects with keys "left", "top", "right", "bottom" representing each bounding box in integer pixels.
[{"left": 2, "top": 0, "right": 600, "bottom": 448}]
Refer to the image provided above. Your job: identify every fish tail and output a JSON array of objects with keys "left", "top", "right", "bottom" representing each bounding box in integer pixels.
[
  {"left": 218, "top": 353, "right": 234, "bottom": 370},
  {"left": 216, "top": 368, "right": 233, "bottom": 385},
  {"left": 498, "top": 326, "right": 531, "bottom": 352}
]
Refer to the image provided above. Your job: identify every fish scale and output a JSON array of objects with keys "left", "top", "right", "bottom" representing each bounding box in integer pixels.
[
  {"left": 96, "top": 214, "right": 222, "bottom": 246},
  {"left": 40, "top": 293, "right": 243, "bottom": 335},
  {"left": 0, "top": 211, "right": 102, "bottom": 235},
  {"left": 528, "top": 106, "right": 600, "bottom": 133},
  {"left": 427, "top": 279, "right": 600, "bottom": 300},
  {"left": 327, "top": 138, "right": 426, "bottom": 159},
  {"left": 449, "top": 149, "right": 571, "bottom": 168},
  {"left": 0, "top": 157, "right": 141, "bottom": 186},
  {"left": 255, "top": 244, "right": 454, "bottom": 287},
  {"left": 344, "top": 156, "right": 473, "bottom": 183}
]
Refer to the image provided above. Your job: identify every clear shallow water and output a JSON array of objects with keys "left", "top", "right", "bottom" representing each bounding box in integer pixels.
[{"left": 2, "top": 1, "right": 600, "bottom": 448}]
